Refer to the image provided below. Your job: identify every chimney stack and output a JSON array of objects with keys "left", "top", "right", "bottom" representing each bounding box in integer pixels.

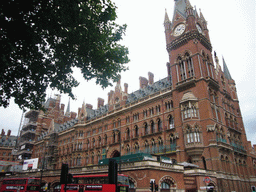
[
  {"left": 86, "top": 104, "right": 93, "bottom": 109},
  {"left": 139, "top": 77, "right": 148, "bottom": 89},
  {"left": 148, "top": 72, "right": 154, "bottom": 85},
  {"left": 124, "top": 83, "right": 128, "bottom": 93},
  {"left": 97, "top": 98, "right": 105, "bottom": 109}
]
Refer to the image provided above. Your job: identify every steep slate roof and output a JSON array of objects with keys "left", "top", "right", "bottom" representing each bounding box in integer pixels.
[
  {"left": 223, "top": 57, "right": 232, "bottom": 80},
  {"left": 172, "top": 0, "right": 187, "bottom": 22},
  {"left": 0, "top": 135, "right": 17, "bottom": 147},
  {"left": 126, "top": 77, "right": 172, "bottom": 104}
]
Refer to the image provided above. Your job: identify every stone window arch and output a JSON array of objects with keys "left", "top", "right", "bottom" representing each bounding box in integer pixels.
[
  {"left": 134, "top": 142, "right": 140, "bottom": 153},
  {"left": 144, "top": 122, "right": 149, "bottom": 135},
  {"left": 126, "top": 144, "right": 130, "bottom": 154},
  {"left": 125, "top": 128, "right": 130, "bottom": 140},
  {"left": 157, "top": 118, "right": 162, "bottom": 132},
  {"left": 134, "top": 125, "right": 139, "bottom": 138},
  {"left": 104, "top": 134, "right": 107, "bottom": 145},
  {"left": 159, "top": 176, "right": 176, "bottom": 190},
  {"left": 144, "top": 140, "right": 150, "bottom": 153},
  {"left": 185, "top": 52, "right": 194, "bottom": 78},
  {"left": 150, "top": 120, "right": 155, "bottom": 134},
  {"left": 178, "top": 56, "right": 186, "bottom": 81}
]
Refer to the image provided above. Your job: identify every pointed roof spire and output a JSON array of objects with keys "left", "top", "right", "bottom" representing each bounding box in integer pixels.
[
  {"left": 199, "top": 8, "right": 206, "bottom": 21},
  {"left": 186, "top": 0, "right": 193, "bottom": 9},
  {"left": 164, "top": 9, "right": 171, "bottom": 24},
  {"left": 223, "top": 57, "right": 232, "bottom": 80},
  {"left": 65, "top": 97, "right": 70, "bottom": 116},
  {"left": 172, "top": 0, "right": 187, "bottom": 22}
]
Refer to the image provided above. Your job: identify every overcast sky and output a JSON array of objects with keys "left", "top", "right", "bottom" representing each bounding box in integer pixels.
[{"left": 0, "top": 0, "right": 255, "bottom": 145}]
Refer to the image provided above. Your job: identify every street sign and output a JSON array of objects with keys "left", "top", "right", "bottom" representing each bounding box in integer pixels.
[{"left": 203, "top": 177, "right": 211, "bottom": 184}]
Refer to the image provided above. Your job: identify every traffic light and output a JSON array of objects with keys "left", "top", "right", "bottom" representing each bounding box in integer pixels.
[
  {"left": 60, "top": 163, "right": 69, "bottom": 184},
  {"left": 150, "top": 181, "right": 154, "bottom": 191},
  {"left": 108, "top": 158, "right": 118, "bottom": 185},
  {"left": 155, "top": 184, "right": 158, "bottom": 191},
  {"left": 67, "top": 173, "right": 73, "bottom": 183}
]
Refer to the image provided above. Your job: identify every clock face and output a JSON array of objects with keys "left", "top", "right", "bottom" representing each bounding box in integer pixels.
[
  {"left": 196, "top": 24, "right": 202, "bottom": 33},
  {"left": 173, "top": 23, "right": 186, "bottom": 36}
]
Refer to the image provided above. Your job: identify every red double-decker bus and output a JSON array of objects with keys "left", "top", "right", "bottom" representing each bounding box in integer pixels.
[
  {"left": 0, "top": 177, "right": 41, "bottom": 192},
  {"left": 60, "top": 174, "right": 129, "bottom": 192}
]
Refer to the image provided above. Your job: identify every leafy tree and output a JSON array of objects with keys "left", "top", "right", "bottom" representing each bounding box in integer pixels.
[{"left": 0, "top": 0, "right": 129, "bottom": 109}]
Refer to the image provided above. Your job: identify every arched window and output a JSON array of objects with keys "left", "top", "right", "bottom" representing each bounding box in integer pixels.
[
  {"left": 104, "top": 134, "right": 107, "bottom": 145},
  {"left": 145, "top": 140, "right": 150, "bottom": 153},
  {"left": 169, "top": 134, "right": 176, "bottom": 151},
  {"left": 169, "top": 116, "right": 174, "bottom": 129},
  {"left": 126, "top": 128, "right": 130, "bottom": 140},
  {"left": 118, "top": 131, "right": 121, "bottom": 142},
  {"left": 144, "top": 123, "right": 148, "bottom": 135},
  {"left": 98, "top": 136, "right": 101, "bottom": 147},
  {"left": 158, "top": 137, "right": 164, "bottom": 153},
  {"left": 113, "top": 131, "right": 116, "bottom": 143},
  {"left": 178, "top": 57, "right": 186, "bottom": 81},
  {"left": 150, "top": 121, "right": 155, "bottom": 133},
  {"left": 185, "top": 52, "right": 194, "bottom": 78},
  {"left": 126, "top": 144, "right": 130, "bottom": 154},
  {"left": 161, "top": 182, "right": 170, "bottom": 189},
  {"left": 157, "top": 119, "right": 162, "bottom": 132},
  {"left": 134, "top": 142, "right": 140, "bottom": 153},
  {"left": 134, "top": 125, "right": 139, "bottom": 138},
  {"left": 92, "top": 138, "right": 95, "bottom": 147},
  {"left": 91, "top": 152, "right": 95, "bottom": 164},
  {"left": 186, "top": 125, "right": 201, "bottom": 144},
  {"left": 151, "top": 139, "right": 156, "bottom": 153},
  {"left": 87, "top": 139, "right": 90, "bottom": 149}
]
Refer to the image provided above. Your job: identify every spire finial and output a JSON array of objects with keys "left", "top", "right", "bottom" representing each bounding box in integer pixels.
[{"left": 65, "top": 97, "right": 71, "bottom": 116}]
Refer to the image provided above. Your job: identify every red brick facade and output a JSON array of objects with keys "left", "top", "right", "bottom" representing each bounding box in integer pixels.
[{"left": 30, "top": 1, "right": 256, "bottom": 192}]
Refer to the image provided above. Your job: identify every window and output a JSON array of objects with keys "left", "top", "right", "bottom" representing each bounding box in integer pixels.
[
  {"left": 185, "top": 53, "right": 194, "bottom": 77},
  {"left": 157, "top": 119, "right": 162, "bottom": 132},
  {"left": 126, "top": 116, "right": 130, "bottom": 123},
  {"left": 145, "top": 140, "right": 150, "bottom": 153},
  {"left": 104, "top": 134, "right": 107, "bottom": 145},
  {"left": 134, "top": 142, "right": 140, "bottom": 153},
  {"left": 150, "top": 121, "right": 155, "bottom": 134},
  {"left": 133, "top": 113, "right": 139, "bottom": 122},
  {"left": 126, "top": 128, "right": 130, "bottom": 140},
  {"left": 178, "top": 57, "right": 186, "bottom": 81},
  {"left": 144, "top": 123, "right": 148, "bottom": 135},
  {"left": 169, "top": 116, "right": 174, "bottom": 129},
  {"left": 165, "top": 100, "right": 173, "bottom": 111},
  {"left": 185, "top": 125, "right": 201, "bottom": 144},
  {"left": 156, "top": 105, "right": 161, "bottom": 114},
  {"left": 143, "top": 110, "right": 147, "bottom": 118},
  {"left": 134, "top": 125, "right": 139, "bottom": 138}
]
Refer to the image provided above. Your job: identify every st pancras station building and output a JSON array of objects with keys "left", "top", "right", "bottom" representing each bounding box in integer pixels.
[{"left": 11, "top": 0, "right": 256, "bottom": 192}]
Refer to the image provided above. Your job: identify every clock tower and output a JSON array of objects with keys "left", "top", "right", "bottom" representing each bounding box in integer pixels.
[
  {"left": 164, "top": 0, "right": 229, "bottom": 167},
  {"left": 165, "top": 0, "right": 214, "bottom": 88}
]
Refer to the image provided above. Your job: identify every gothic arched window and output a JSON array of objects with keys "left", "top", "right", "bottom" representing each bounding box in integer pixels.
[
  {"left": 157, "top": 119, "right": 162, "bottom": 132},
  {"left": 150, "top": 121, "right": 155, "bottom": 134},
  {"left": 169, "top": 115, "right": 174, "bottom": 129},
  {"left": 134, "top": 125, "right": 139, "bottom": 138},
  {"left": 178, "top": 57, "right": 186, "bottom": 81},
  {"left": 144, "top": 123, "right": 148, "bottom": 135},
  {"left": 185, "top": 52, "right": 194, "bottom": 78}
]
